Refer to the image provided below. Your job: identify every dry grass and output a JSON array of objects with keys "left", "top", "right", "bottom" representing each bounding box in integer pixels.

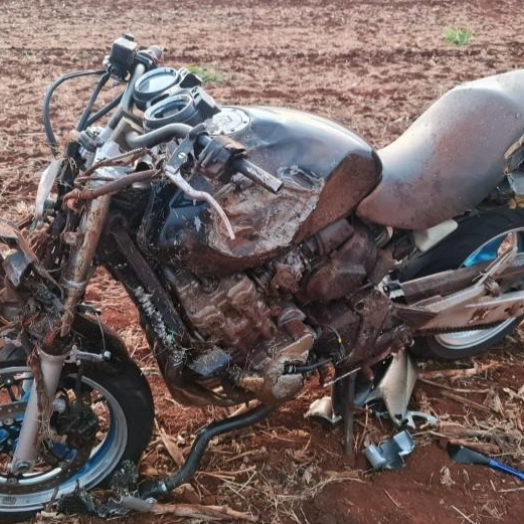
[
  {"left": 418, "top": 332, "right": 524, "bottom": 464},
  {"left": 98, "top": 327, "right": 524, "bottom": 523}
]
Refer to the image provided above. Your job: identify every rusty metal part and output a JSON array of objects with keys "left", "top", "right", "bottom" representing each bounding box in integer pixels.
[
  {"left": 393, "top": 304, "right": 438, "bottom": 327},
  {"left": 63, "top": 169, "right": 159, "bottom": 208},
  {"left": 420, "top": 320, "right": 505, "bottom": 336},
  {"left": 189, "top": 129, "right": 284, "bottom": 193},
  {"left": 269, "top": 250, "right": 308, "bottom": 294},
  {"left": 10, "top": 349, "right": 67, "bottom": 474},
  {"left": 369, "top": 248, "right": 397, "bottom": 285},
  {"left": 0, "top": 220, "right": 38, "bottom": 265},
  {"left": 254, "top": 308, "right": 315, "bottom": 396},
  {"left": 238, "top": 319, "right": 313, "bottom": 404},
  {"left": 399, "top": 264, "right": 490, "bottom": 304},
  {"left": 296, "top": 153, "right": 380, "bottom": 242},
  {"left": 342, "top": 287, "right": 393, "bottom": 368},
  {"left": 204, "top": 166, "right": 323, "bottom": 271},
  {"left": 170, "top": 269, "right": 275, "bottom": 353},
  {"left": 397, "top": 252, "right": 524, "bottom": 305},
  {"left": 59, "top": 193, "right": 111, "bottom": 337},
  {"left": 484, "top": 277, "right": 501, "bottom": 296},
  {"left": 80, "top": 147, "right": 147, "bottom": 178},
  {"left": 306, "top": 301, "right": 360, "bottom": 357},
  {"left": 303, "top": 226, "right": 377, "bottom": 303},
  {"left": 195, "top": 133, "right": 284, "bottom": 194},
  {"left": 232, "top": 157, "right": 283, "bottom": 194},
  {"left": 397, "top": 245, "right": 524, "bottom": 331},
  {"left": 100, "top": 224, "right": 232, "bottom": 407},
  {"left": 195, "top": 134, "right": 245, "bottom": 179},
  {"left": 477, "top": 242, "right": 517, "bottom": 283},
  {"left": 60, "top": 160, "right": 148, "bottom": 337},
  {"left": 306, "top": 278, "right": 412, "bottom": 394},
  {"left": 103, "top": 223, "right": 256, "bottom": 407},
  {"left": 106, "top": 225, "right": 189, "bottom": 345},
  {"left": 302, "top": 218, "right": 355, "bottom": 258},
  {"left": 139, "top": 164, "right": 325, "bottom": 278},
  {"left": 263, "top": 218, "right": 355, "bottom": 296},
  {"left": 0, "top": 219, "right": 59, "bottom": 291},
  {"left": 168, "top": 266, "right": 314, "bottom": 404},
  {"left": 418, "top": 289, "right": 524, "bottom": 331}
]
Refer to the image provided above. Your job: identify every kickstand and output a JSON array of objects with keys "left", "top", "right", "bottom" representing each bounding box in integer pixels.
[{"left": 333, "top": 371, "right": 357, "bottom": 465}]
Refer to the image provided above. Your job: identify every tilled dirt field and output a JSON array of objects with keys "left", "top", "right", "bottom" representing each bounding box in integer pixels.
[{"left": 2, "top": 1, "right": 524, "bottom": 523}]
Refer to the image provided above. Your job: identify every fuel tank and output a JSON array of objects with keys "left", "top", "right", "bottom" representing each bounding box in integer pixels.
[{"left": 138, "top": 106, "right": 381, "bottom": 276}]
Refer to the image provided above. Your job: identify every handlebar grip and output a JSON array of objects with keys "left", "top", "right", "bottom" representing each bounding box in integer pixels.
[{"left": 232, "top": 157, "right": 283, "bottom": 193}]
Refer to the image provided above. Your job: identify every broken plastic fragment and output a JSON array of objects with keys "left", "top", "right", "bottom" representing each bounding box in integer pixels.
[
  {"left": 364, "top": 430, "right": 415, "bottom": 470},
  {"left": 304, "top": 396, "right": 342, "bottom": 425}
]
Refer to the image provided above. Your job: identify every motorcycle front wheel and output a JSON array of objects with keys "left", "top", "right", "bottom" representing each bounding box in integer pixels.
[
  {"left": 0, "top": 350, "right": 154, "bottom": 522},
  {"left": 408, "top": 208, "right": 524, "bottom": 360}
]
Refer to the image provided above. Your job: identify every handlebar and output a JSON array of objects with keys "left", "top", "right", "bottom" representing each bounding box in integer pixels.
[
  {"left": 231, "top": 157, "right": 283, "bottom": 193},
  {"left": 109, "top": 39, "right": 282, "bottom": 194},
  {"left": 103, "top": 44, "right": 163, "bottom": 133},
  {"left": 126, "top": 126, "right": 282, "bottom": 193}
]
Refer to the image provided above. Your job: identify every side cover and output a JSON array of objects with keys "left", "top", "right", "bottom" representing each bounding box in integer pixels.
[{"left": 139, "top": 106, "right": 381, "bottom": 276}]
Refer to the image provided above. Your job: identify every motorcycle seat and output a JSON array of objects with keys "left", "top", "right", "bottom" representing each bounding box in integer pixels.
[{"left": 357, "top": 69, "right": 524, "bottom": 230}]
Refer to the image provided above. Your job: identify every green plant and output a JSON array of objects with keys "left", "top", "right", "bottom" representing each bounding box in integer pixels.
[
  {"left": 186, "top": 65, "right": 224, "bottom": 83},
  {"left": 443, "top": 27, "right": 473, "bottom": 47}
]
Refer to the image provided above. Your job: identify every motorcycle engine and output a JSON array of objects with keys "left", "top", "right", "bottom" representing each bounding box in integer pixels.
[
  {"left": 162, "top": 218, "right": 378, "bottom": 406},
  {"left": 137, "top": 81, "right": 384, "bottom": 406}
]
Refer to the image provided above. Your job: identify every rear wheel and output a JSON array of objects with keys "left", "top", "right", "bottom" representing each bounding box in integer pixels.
[
  {"left": 408, "top": 208, "right": 524, "bottom": 359},
  {"left": 0, "top": 349, "right": 154, "bottom": 522}
]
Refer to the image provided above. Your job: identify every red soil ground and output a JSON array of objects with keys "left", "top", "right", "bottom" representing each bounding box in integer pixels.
[{"left": 2, "top": 1, "right": 524, "bottom": 522}]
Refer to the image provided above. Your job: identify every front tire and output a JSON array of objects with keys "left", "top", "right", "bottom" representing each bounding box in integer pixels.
[
  {"left": 0, "top": 350, "right": 154, "bottom": 522},
  {"left": 407, "top": 208, "right": 524, "bottom": 360}
]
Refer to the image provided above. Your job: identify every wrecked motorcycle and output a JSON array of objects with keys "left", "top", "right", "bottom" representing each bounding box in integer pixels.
[{"left": 2, "top": 34, "right": 524, "bottom": 518}]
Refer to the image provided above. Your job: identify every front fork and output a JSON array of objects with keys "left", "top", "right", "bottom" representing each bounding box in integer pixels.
[
  {"left": 9, "top": 180, "right": 114, "bottom": 474},
  {"left": 59, "top": 194, "right": 112, "bottom": 336},
  {"left": 10, "top": 350, "right": 67, "bottom": 474},
  {"left": 9, "top": 346, "right": 111, "bottom": 474}
]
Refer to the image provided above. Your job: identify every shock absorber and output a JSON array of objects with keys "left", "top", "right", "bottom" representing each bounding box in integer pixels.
[{"left": 10, "top": 350, "right": 67, "bottom": 474}]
